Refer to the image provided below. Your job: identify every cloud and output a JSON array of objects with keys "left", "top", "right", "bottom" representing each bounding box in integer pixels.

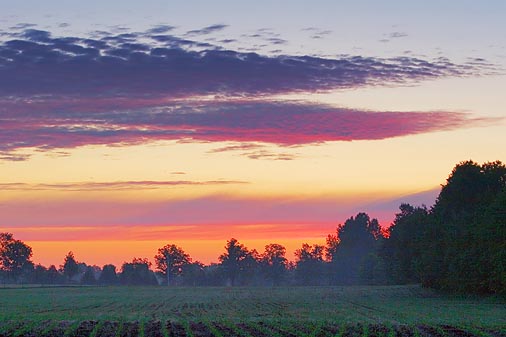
[
  {"left": 146, "top": 25, "right": 175, "bottom": 34},
  {"left": 243, "top": 150, "right": 297, "bottom": 161},
  {"left": 380, "top": 31, "right": 408, "bottom": 43},
  {"left": 0, "top": 180, "right": 247, "bottom": 191},
  {"left": 302, "top": 27, "right": 333, "bottom": 39},
  {"left": 209, "top": 143, "right": 265, "bottom": 153},
  {"left": 0, "top": 26, "right": 498, "bottom": 158},
  {"left": 390, "top": 32, "right": 408, "bottom": 38},
  {"left": 185, "top": 24, "right": 228, "bottom": 36},
  {"left": 0, "top": 152, "right": 31, "bottom": 161},
  {"left": 8, "top": 23, "right": 37, "bottom": 30},
  {"left": 0, "top": 28, "right": 492, "bottom": 99},
  {"left": 209, "top": 143, "right": 297, "bottom": 160},
  {"left": 266, "top": 37, "right": 287, "bottom": 45},
  {"left": 0, "top": 97, "right": 495, "bottom": 157}
]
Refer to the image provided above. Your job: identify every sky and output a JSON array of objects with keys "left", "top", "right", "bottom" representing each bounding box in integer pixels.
[{"left": 1, "top": 0, "right": 505, "bottom": 267}]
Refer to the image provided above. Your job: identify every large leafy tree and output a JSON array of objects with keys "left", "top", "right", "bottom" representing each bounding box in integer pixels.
[
  {"left": 483, "top": 189, "right": 506, "bottom": 294},
  {"left": 381, "top": 204, "right": 429, "bottom": 284},
  {"left": 327, "top": 213, "right": 384, "bottom": 285},
  {"left": 119, "top": 258, "right": 158, "bottom": 286},
  {"left": 426, "top": 160, "right": 506, "bottom": 292},
  {"left": 382, "top": 160, "right": 506, "bottom": 294},
  {"left": 98, "top": 264, "right": 119, "bottom": 285},
  {"left": 60, "top": 251, "right": 79, "bottom": 283},
  {"left": 218, "top": 238, "right": 255, "bottom": 286},
  {"left": 0, "top": 232, "right": 33, "bottom": 282},
  {"left": 294, "top": 243, "right": 325, "bottom": 285},
  {"left": 154, "top": 244, "right": 192, "bottom": 286},
  {"left": 261, "top": 243, "right": 288, "bottom": 286}
]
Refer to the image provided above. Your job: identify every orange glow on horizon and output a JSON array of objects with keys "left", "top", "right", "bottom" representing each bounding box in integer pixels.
[{"left": 27, "top": 237, "right": 328, "bottom": 268}]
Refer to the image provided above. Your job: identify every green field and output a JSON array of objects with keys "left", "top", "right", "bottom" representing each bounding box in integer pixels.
[{"left": 0, "top": 285, "right": 505, "bottom": 337}]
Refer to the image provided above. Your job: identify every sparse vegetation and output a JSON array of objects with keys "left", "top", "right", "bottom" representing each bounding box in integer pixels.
[{"left": 0, "top": 285, "right": 505, "bottom": 336}]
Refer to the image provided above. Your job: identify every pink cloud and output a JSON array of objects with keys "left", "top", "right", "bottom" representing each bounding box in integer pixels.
[{"left": 0, "top": 99, "right": 496, "bottom": 158}]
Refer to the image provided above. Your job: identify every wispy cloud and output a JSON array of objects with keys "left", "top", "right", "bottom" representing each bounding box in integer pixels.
[
  {"left": 0, "top": 180, "right": 248, "bottom": 191},
  {"left": 146, "top": 25, "right": 175, "bottom": 34},
  {"left": 243, "top": 150, "right": 297, "bottom": 161},
  {"left": 209, "top": 143, "right": 265, "bottom": 153},
  {"left": 390, "top": 31, "right": 408, "bottom": 38},
  {"left": 301, "top": 27, "right": 333, "bottom": 39},
  {"left": 0, "top": 26, "right": 498, "bottom": 159},
  {"left": 380, "top": 31, "right": 408, "bottom": 43},
  {"left": 209, "top": 143, "right": 297, "bottom": 160},
  {"left": 185, "top": 24, "right": 228, "bottom": 36}
]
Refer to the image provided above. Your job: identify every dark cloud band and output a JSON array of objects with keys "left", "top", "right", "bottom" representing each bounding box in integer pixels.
[
  {"left": 0, "top": 27, "right": 491, "bottom": 98},
  {"left": 0, "top": 26, "right": 498, "bottom": 159}
]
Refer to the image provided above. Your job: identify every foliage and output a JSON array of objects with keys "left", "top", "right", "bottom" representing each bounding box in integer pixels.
[
  {"left": 260, "top": 243, "right": 288, "bottom": 286},
  {"left": 0, "top": 232, "right": 33, "bottom": 282},
  {"left": 119, "top": 258, "right": 158, "bottom": 286},
  {"left": 154, "top": 244, "right": 192, "bottom": 285},
  {"left": 218, "top": 238, "right": 257, "bottom": 286},
  {"left": 383, "top": 160, "right": 506, "bottom": 294},
  {"left": 381, "top": 204, "right": 429, "bottom": 284},
  {"left": 98, "top": 264, "right": 119, "bottom": 285},
  {"left": 327, "top": 213, "right": 384, "bottom": 285},
  {"left": 60, "top": 251, "right": 79, "bottom": 283},
  {"left": 294, "top": 243, "right": 325, "bottom": 285},
  {"left": 81, "top": 266, "right": 97, "bottom": 285}
]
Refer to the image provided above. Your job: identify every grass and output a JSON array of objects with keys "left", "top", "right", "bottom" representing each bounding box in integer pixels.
[{"left": 0, "top": 285, "right": 504, "bottom": 329}]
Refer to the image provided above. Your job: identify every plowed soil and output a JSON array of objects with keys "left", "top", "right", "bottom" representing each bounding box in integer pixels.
[{"left": 0, "top": 320, "right": 499, "bottom": 337}]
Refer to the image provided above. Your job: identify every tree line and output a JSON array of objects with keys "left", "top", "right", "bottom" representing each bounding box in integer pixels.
[{"left": 1, "top": 160, "right": 504, "bottom": 294}]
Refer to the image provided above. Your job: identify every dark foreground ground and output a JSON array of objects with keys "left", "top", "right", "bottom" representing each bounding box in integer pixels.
[
  {"left": 2, "top": 320, "right": 506, "bottom": 337},
  {"left": 0, "top": 285, "right": 504, "bottom": 337}
]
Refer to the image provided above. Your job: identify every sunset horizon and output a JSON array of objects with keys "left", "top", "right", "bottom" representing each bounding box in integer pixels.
[{"left": 1, "top": 1, "right": 504, "bottom": 270}]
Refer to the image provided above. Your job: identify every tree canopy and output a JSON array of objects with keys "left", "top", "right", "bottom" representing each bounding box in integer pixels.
[
  {"left": 154, "top": 244, "right": 192, "bottom": 285},
  {"left": 0, "top": 232, "right": 33, "bottom": 281}
]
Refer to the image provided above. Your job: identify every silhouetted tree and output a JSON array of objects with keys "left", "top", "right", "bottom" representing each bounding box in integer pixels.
[
  {"left": 119, "top": 258, "right": 158, "bottom": 285},
  {"left": 325, "top": 233, "right": 339, "bottom": 261},
  {"left": 0, "top": 232, "right": 33, "bottom": 282},
  {"left": 180, "top": 261, "right": 206, "bottom": 286},
  {"left": 61, "top": 251, "right": 79, "bottom": 283},
  {"left": 261, "top": 243, "right": 288, "bottom": 286},
  {"left": 218, "top": 238, "right": 254, "bottom": 286},
  {"left": 99, "top": 264, "right": 119, "bottom": 285},
  {"left": 380, "top": 160, "right": 506, "bottom": 294},
  {"left": 381, "top": 204, "right": 429, "bottom": 284},
  {"left": 294, "top": 243, "right": 325, "bottom": 285},
  {"left": 239, "top": 248, "right": 261, "bottom": 285},
  {"left": 47, "top": 265, "right": 64, "bottom": 284},
  {"left": 483, "top": 188, "right": 506, "bottom": 294},
  {"left": 81, "top": 266, "right": 97, "bottom": 285},
  {"left": 32, "top": 264, "right": 49, "bottom": 284},
  {"left": 154, "top": 244, "right": 191, "bottom": 286},
  {"left": 424, "top": 160, "right": 506, "bottom": 292},
  {"left": 327, "top": 213, "right": 384, "bottom": 284}
]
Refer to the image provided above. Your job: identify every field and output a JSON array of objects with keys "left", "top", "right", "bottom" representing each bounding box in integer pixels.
[{"left": 0, "top": 285, "right": 505, "bottom": 337}]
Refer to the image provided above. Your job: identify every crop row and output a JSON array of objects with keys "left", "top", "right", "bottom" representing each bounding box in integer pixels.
[{"left": 0, "top": 320, "right": 504, "bottom": 337}]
